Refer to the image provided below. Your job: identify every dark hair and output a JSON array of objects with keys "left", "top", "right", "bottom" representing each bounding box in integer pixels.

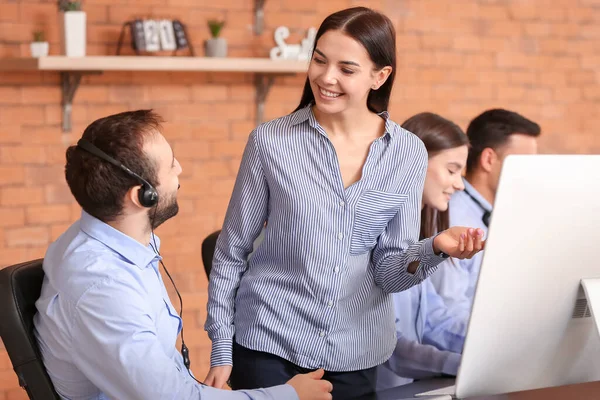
[
  {"left": 402, "top": 112, "right": 469, "bottom": 239},
  {"left": 466, "top": 109, "right": 541, "bottom": 173},
  {"left": 294, "top": 7, "right": 396, "bottom": 114},
  {"left": 65, "top": 110, "right": 163, "bottom": 223}
]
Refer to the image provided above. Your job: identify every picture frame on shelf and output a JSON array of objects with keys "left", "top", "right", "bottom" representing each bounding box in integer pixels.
[{"left": 116, "top": 19, "right": 195, "bottom": 56}]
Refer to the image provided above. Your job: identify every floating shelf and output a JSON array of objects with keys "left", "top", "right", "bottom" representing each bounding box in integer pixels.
[
  {"left": 0, "top": 56, "right": 308, "bottom": 73},
  {"left": 0, "top": 56, "right": 309, "bottom": 131}
]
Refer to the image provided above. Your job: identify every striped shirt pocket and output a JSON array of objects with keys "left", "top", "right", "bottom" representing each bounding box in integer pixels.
[{"left": 350, "top": 190, "right": 408, "bottom": 255}]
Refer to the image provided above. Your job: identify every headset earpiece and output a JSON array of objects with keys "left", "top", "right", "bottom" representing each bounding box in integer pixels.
[{"left": 138, "top": 183, "right": 158, "bottom": 208}]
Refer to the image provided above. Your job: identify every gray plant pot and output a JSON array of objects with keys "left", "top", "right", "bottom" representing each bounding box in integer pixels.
[{"left": 205, "top": 38, "right": 228, "bottom": 57}]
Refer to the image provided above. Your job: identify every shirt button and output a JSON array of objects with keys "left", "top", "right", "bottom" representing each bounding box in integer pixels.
[
  {"left": 338, "top": 232, "right": 343, "bottom": 240},
  {"left": 334, "top": 267, "right": 340, "bottom": 273},
  {"left": 339, "top": 200, "right": 345, "bottom": 207},
  {"left": 327, "top": 300, "right": 334, "bottom": 307},
  {"left": 319, "top": 330, "right": 326, "bottom": 337}
]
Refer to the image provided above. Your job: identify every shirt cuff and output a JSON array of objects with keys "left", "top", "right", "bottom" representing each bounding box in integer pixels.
[
  {"left": 442, "top": 352, "right": 461, "bottom": 376},
  {"left": 267, "top": 384, "right": 300, "bottom": 400},
  {"left": 419, "top": 236, "right": 447, "bottom": 270},
  {"left": 210, "top": 338, "right": 233, "bottom": 367}
]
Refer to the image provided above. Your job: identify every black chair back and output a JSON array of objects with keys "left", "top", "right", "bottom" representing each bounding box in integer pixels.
[
  {"left": 201, "top": 230, "right": 221, "bottom": 279},
  {"left": 0, "top": 259, "right": 60, "bottom": 399}
]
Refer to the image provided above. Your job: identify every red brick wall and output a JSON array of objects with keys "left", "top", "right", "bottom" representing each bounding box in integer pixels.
[{"left": 1, "top": 0, "right": 599, "bottom": 398}]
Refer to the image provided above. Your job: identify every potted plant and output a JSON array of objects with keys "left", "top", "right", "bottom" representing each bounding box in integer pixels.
[
  {"left": 30, "top": 31, "right": 49, "bottom": 58},
  {"left": 58, "top": 0, "right": 86, "bottom": 57},
  {"left": 205, "top": 19, "right": 227, "bottom": 57}
]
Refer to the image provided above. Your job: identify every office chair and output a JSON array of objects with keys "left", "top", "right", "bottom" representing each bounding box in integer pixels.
[
  {"left": 0, "top": 259, "right": 60, "bottom": 399},
  {"left": 201, "top": 230, "right": 221, "bottom": 279}
]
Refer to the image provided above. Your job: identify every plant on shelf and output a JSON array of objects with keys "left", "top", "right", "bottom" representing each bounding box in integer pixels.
[
  {"left": 208, "top": 19, "right": 225, "bottom": 38},
  {"left": 57, "top": 0, "right": 86, "bottom": 57},
  {"left": 33, "top": 31, "right": 45, "bottom": 42},
  {"left": 205, "top": 19, "right": 227, "bottom": 57},
  {"left": 31, "top": 30, "right": 49, "bottom": 57},
  {"left": 57, "top": 0, "right": 82, "bottom": 11}
]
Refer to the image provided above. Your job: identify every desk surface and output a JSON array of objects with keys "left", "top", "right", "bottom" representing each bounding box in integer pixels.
[{"left": 375, "top": 378, "right": 600, "bottom": 400}]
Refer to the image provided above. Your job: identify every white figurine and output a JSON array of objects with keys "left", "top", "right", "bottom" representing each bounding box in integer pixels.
[{"left": 270, "top": 26, "right": 317, "bottom": 61}]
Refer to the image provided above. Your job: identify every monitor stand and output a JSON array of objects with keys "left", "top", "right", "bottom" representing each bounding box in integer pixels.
[
  {"left": 581, "top": 278, "right": 600, "bottom": 337},
  {"left": 415, "top": 280, "right": 600, "bottom": 400}
]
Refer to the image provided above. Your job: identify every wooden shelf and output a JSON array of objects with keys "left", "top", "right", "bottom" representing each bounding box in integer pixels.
[
  {"left": 0, "top": 56, "right": 308, "bottom": 131},
  {"left": 0, "top": 56, "right": 309, "bottom": 73}
]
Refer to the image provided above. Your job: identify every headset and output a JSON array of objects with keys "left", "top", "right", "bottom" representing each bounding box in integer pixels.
[
  {"left": 76, "top": 139, "right": 201, "bottom": 384},
  {"left": 463, "top": 188, "right": 491, "bottom": 228}
]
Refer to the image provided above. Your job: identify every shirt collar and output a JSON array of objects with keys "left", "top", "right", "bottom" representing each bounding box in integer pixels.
[
  {"left": 290, "top": 105, "right": 395, "bottom": 140},
  {"left": 79, "top": 210, "right": 160, "bottom": 269},
  {"left": 463, "top": 178, "right": 493, "bottom": 211}
]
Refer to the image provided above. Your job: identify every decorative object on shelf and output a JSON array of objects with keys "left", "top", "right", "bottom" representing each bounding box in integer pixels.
[
  {"left": 116, "top": 19, "right": 194, "bottom": 56},
  {"left": 30, "top": 31, "right": 49, "bottom": 58},
  {"left": 57, "top": 1, "right": 86, "bottom": 57},
  {"left": 269, "top": 26, "right": 316, "bottom": 61},
  {"left": 205, "top": 19, "right": 227, "bottom": 57}
]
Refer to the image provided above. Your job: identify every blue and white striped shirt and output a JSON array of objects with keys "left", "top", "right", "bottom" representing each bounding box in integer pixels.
[{"left": 205, "top": 106, "right": 446, "bottom": 371}]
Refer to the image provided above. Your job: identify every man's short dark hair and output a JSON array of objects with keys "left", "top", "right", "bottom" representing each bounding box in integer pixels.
[
  {"left": 65, "top": 110, "right": 163, "bottom": 222},
  {"left": 466, "top": 109, "right": 541, "bottom": 173}
]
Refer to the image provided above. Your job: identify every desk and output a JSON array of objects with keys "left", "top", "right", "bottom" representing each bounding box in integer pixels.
[{"left": 375, "top": 378, "right": 600, "bottom": 400}]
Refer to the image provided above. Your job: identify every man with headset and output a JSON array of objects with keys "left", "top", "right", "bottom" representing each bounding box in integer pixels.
[
  {"left": 33, "top": 110, "right": 333, "bottom": 400},
  {"left": 430, "top": 109, "right": 541, "bottom": 324}
]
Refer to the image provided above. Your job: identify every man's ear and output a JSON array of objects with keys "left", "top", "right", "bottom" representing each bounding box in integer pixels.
[
  {"left": 479, "top": 148, "right": 497, "bottom": 173},
  {"left": 126, "top": 185, "right": 145, "bottom": 209}
]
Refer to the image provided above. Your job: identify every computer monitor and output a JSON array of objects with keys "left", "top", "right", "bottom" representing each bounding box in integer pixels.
[{"left": 419, "top": 154, "right": 600, "bottom": 399}]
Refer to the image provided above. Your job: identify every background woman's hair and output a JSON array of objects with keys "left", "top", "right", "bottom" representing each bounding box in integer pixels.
[{"left": 401, "top": 112, "right": 469, "bottom": 239}]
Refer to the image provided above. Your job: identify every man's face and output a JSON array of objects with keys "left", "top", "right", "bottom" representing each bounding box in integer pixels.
[
  {"left": 143, "top": 131, "right": 182, "bottom": 229},
  {"left": 490, "top": 133, "right": 538, "bottom": 193}
]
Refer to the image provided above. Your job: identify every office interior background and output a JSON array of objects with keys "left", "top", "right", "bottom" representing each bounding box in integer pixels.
[{"left": 1, "top": 0, "right": 600, "bottom": 397}]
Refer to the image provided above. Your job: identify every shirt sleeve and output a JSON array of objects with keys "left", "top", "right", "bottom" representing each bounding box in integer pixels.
[
  {"left": 205, "top": 130, "right": 269, "bottom": 367},
  {"left": 70, "top": 277, "right": 297, "bottom": 400},
  {"left": 420, "top": 278, "right": 469, "bottom": 354},
  {"left": 383, "top": 283, "right": 461, "bottom": 380},
  {"left": 372, "top": 143, "right": 446, "bottom": 293},
  {"left": 385, "top": 335, "right": 461, "bottom": 380},
  {"left": 429, "top": 258, "right": 473, "bottom": 311}
]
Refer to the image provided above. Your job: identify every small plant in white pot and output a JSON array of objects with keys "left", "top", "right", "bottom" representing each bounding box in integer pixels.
[
  {"left": 58, "top": 0, "right": 86, "bottom": 57},
  {"left": 205, "top": 19, "right": 227, "bottom": 57},
  {"left": 30, "top": 31, "right": 49, "bottom": 58}
]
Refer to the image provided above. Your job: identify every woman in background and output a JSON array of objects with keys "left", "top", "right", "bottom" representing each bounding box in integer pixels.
[{"left": 377, "top": 112, "right": 472, "bottom": 390}]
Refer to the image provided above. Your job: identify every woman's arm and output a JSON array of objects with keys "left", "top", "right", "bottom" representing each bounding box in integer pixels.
[{"left": 205, "top": 130, "right": 270, "bottom": 368}]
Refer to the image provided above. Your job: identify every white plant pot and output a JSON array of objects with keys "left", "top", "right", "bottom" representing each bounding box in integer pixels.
[
  {"left": 62, "top": 11, "right": 86, "bottom": 57},
  {"left": 205, "top": 38, "right": 227, "bottom": 57},
  {"left": 30, "top": 42, "right": 49, "bottom": 58}
]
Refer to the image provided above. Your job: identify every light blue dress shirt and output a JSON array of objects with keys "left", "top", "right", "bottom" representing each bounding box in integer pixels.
[
  {"left": 34, "top": 211, "right": 297, "bottom": 400},
  {"left": 206, "top": 106, "right": 446, "bottom": 372},
  {"left": 430, "top": 179, "right": 491, "bottom": 312},
  {"left": 375, "top": 270, "right": 467, "bottom": 391}
]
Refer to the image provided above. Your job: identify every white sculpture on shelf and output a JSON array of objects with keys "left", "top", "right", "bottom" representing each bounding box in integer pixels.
[{"left": 270, "top": 26, "right": 317, "bottom": 61}]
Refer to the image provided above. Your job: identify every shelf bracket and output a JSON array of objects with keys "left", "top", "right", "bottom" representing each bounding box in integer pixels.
[
  {"left": 255, "top": 73, "right": 275, "bottom": 126},
  {"left": 60, "top": 71, "right": 101, "bottom": 133},
  {"left": 61, "top": 72, "right": 82, "bottom": 133},
  {"left": 254, "top": 0, "right": 266, "bottom": 35}
]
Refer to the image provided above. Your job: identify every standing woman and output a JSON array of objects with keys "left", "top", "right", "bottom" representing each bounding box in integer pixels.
[{"left": 205, "top": 7, "right": 483, "bottom": 399}]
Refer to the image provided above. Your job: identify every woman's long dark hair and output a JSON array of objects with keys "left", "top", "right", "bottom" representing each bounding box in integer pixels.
[
  {"left": 294, "top": 7, "right": 396, "bottom": 114},
  {"left": 401, "top": 112, "right": 470, "bottom": 239}
]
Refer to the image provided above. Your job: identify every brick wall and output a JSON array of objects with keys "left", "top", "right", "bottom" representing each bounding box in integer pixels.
[{"left": 1, "top": 0, "right": 599, "bottom": 398}]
